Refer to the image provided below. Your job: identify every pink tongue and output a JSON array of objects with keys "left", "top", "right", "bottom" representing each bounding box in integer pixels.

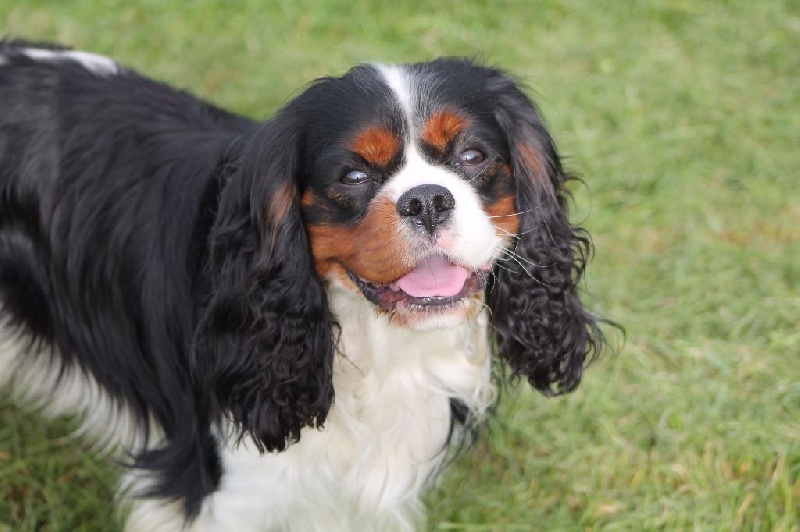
[{"left": 391, "top": 255, "right": 470, "bottom": 298}]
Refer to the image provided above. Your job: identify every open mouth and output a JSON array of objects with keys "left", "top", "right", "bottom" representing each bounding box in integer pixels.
[{"left": 348, "top": 255, "right": 488, "bottom": 312}]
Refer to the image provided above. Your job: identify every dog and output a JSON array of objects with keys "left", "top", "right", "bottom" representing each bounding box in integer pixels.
[{"left": 0, "top": 39, "right": 605, "bottom": 531}]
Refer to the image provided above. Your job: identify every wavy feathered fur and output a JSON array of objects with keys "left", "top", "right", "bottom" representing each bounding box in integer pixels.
[
  {"left": 486, "top": 71, "right": 605, "bottom": 394},
  {"left": 0, "top": 41, "right": 609, "bottom": 530},
  {"left": 194, "top": 109, "right": 337, "bottom": 453}
]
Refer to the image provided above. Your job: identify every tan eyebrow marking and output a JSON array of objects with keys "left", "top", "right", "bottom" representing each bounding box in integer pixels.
[
  {"left": 421, "top": 111, "right": 467, "bottom": 151},
  {"left": 350, "top": 126, "right": 402, "bottom": 167}
]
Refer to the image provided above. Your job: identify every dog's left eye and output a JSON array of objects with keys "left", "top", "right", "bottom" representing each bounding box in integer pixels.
[
  {"left": 458, "top": 148, "right": 485, "bottom": 166},
  {"left": 341, "top": 169, "right": 370, "bottom": 185}
]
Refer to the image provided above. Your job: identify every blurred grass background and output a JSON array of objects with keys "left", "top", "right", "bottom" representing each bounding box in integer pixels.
[{"left": 1, "top": 0, "right": 798, "bottom": 530}]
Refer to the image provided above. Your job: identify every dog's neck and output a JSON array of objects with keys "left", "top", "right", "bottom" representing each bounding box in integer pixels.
[
  {"left": 199, "top": 284, "right": 496, "bottom": 530},
  {"left": 326, "top": 281, "right": 495, "bottom": 412}
]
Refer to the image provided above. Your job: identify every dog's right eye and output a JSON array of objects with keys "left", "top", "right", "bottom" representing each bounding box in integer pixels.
[
  {"left": 342, "top": 169, "right": 370, "bottom": 185},
  {"left": 458, "top": 148, "right": 485, "bottom": 166}
]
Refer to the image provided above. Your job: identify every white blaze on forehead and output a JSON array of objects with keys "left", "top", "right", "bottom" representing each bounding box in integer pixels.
[
  {"left": 20, "top": 48, "right": 119, "bottom": 76},
  {"left": 375, "top": 63, "right": 415, "bottom": 129}
]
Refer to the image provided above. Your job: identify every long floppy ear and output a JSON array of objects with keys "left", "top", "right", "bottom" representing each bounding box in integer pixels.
[
  {"left": 194, "top": 107, "right": 335, "bottom": 452},
  {"left": 485, "top": 71, "right": 605, "bottom": 395}
]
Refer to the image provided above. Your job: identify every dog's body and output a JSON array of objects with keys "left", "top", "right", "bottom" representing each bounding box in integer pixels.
[{"left": 0, "top": 40, "right": 603, "bottom": 530}]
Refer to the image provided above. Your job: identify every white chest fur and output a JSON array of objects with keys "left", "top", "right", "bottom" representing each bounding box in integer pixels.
[{"left": 191, "top": 285, "right": 495, "bottom": 531}]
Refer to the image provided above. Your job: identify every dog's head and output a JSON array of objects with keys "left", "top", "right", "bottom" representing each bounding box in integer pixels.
[{"left": 195, "top": 59, "right": 604, "bottom": 450}]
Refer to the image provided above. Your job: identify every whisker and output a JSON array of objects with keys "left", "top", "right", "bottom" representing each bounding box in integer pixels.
[
  {"left": 485, "top": 197, "right": 550, "bottom": 219},
  {"left": 467, "top": 155, "right": 503, "bottom": 183},
  {"left": 514, "top": 264, "right": 555, "bottom": 290},
  {"left": 474, "top": 269, "right": 497, "bottom": 296},
  {"left": 487, "top": 261, "right": 513, "bottom": 275},
  {"left": 540, "top": 219, "right": 557, "bottom": 247},
  {"left": 494, "top": 225, "right": 541, "bottom": 238},
  {"left": 501, "top": 247, "right": 557, "bottom": 270},
  {"left": 497, "top": 250, "right": 558, "bottom": 290},
  {"left": 467, "top": 165, "right": 492, "bottom": 183},
  {"left": 503, "top": 251, "right": 535, "bottom": 279}
]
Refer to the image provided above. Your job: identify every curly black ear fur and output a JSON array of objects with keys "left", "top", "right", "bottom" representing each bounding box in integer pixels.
[
  {"left": 194, "top": 107, "right": 335, "bottom": 452},
  {"left": 485, "top": 71, "right": 605, "bottom": 395}
]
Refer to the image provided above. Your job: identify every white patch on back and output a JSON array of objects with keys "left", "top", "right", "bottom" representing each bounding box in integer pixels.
[{"left": 21, "top": 48, "right": 119, "bottom": 76}]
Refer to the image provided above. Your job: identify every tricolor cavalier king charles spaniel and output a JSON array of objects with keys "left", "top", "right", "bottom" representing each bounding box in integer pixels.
[{"left": 0, "top": 40, "right": 605, "bottom": 530}]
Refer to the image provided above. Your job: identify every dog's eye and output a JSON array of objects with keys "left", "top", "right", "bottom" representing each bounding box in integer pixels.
[
  {"left": 341, "top": 169, "right": 370, "bottom": 185},
  {"left": 459, "top": 148, "right": 485, "bottom": 166}
]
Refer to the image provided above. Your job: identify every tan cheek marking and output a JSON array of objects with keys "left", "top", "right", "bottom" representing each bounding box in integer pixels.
[
  {"left": 421, "top": 111, "right": 467, "bottom": 151},
  {"left": 351, "top": 127, "right": 401, "bottom": 167},
  {"left": 305, "top": 197, "right": 412, "bottom": 284},
  {"left": 485, "top": 194, "right": 520, "bottom": 238}
]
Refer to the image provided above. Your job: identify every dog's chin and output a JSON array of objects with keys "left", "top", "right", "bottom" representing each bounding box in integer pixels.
[
  {"left": 393, "top": 296, "right": 484, "bottom": 330},
  {"left": 347, "top": 257, "right": 489, "bottom": 329}
]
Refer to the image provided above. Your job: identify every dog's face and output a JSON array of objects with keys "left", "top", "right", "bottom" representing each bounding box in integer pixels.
[
  {"left": 198, "top": 59, "right": 604, "bottom": 451},
  {"left": 297, "top": 63, "right": 521, "bottom": 328}
]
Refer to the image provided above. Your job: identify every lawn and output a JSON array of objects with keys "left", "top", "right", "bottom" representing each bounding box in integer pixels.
[{"left": 1, "top": 0, "right": 798, "bottom": 530}]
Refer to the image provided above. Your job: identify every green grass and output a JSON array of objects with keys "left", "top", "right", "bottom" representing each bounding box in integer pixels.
[{"left": 1, "top": 0, "right": 798, "bottom": 530}]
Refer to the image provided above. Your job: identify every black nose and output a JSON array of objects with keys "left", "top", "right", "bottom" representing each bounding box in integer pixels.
[{"left": 396, "top": 184, "right": 455, "bottom": 235}]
